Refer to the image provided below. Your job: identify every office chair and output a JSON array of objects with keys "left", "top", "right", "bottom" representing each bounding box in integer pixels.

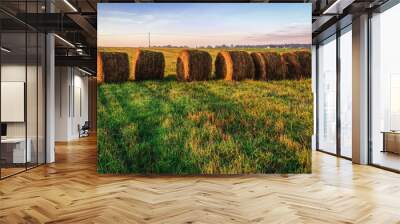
[{"left": 79, "top": 121, "right": 90, "bottom": 138}]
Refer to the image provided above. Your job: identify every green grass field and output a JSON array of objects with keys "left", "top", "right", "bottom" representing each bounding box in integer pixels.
[{"left": 97, "top": 48, "right": 312, "bottom": 174}]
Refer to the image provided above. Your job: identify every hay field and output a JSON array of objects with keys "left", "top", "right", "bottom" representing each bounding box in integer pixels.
[{"left": 97, "top": 47, "right": 312, "bottom": 174}]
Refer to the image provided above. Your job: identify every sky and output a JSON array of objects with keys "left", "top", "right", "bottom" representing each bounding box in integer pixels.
[{"left": 98, "top": 3, "right": 311, "bottom": 48}]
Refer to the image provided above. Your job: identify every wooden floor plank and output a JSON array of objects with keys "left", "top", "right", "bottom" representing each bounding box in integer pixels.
[{"left": 0, "top": 135, "right": 399, "bottom": 223}]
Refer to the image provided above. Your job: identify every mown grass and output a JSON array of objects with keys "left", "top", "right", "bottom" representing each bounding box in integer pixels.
[
  {"left": 98, "top": 47, "right": 312, "bottom": 174},
  {"left": 97, "top": 78, "right": 312, "bottom": 174}
]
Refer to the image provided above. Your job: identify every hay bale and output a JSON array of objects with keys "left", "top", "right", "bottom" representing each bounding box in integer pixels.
[
  {"left": 251, "top": 52, "right": 287, "bottom": 80},
  {"left": 215, "top": 51, "right": 255, "bottom": 81},
  {"left": 282, "top": 52, "right": 302, "bottom": 79},
  {"left": 250, "top": 52, "right": 267, "bottom": 80},
  {"left": 176, "top": 50, "right": 212, "bottom": 81},
  {"left": 295, "top": 51, "right": 311, "bottom": 78},
  {"left": 99, "top": 52, "right": 130, "bottom": 83},
  {"left": 268, "top": 52, "right": 287, "bottom": 80},
  {"left": 133, "top": 49, "right": 165, "bottom": 80},
  {"left": 97, "top": 52, "right": 104, "bottom": 84}
]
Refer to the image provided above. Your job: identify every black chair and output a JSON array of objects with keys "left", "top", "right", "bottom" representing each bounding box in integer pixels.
[{"left": 79, "top": 121, "right": 90, "bottom": 138}]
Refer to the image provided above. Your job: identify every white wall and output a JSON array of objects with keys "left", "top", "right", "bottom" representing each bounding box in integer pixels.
[
  {"left": 55, "top": 67, "right": 89, "bottom": 141},
  {"left": 1, "top": 64, "right": 26, "bottom": 139},
  {"left": 55, "top": 66, "right": 70, "bottom": 141},
  {"left": 1, "top": 64, "right": 26, "bottom": 81},
  {"left": 72, "top": 73, "right": 89, "bottom": 138},
  {"left": 1, "top": 64, "right": 39, "bottom": 137}
]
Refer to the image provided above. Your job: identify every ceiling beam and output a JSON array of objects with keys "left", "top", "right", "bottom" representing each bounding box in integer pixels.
[
  {"left": 322, "top": 0, "right": 356, "bottom": 14},
  {"left": 67, "top": 13, "right": 97, "bottom": 47},
  {"left": 55, "top": 55, "right": 96, "bottom": 70}
]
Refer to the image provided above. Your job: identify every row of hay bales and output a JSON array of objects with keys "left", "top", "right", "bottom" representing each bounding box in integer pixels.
[
  {"left": 97, "top": 49, "right": 311, "bottom": 84},
  {"left": 97, "top": 50, "right": 165, "bottom": 83}
]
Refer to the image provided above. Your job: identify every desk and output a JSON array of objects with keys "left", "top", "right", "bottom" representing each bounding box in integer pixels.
[
  {"left": 1, "top": 138, "right": 31, "bottom": 163},
  {"left": 381, "top": 131, "right": 400, "bottom": 154}
]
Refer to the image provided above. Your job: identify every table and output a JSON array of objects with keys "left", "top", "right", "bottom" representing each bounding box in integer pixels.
[
  {"left": 381, "top": 131, "right": 400, "bottom": 154},
  {"left": 1, "top": 138, "right": 31, "bottom": 164}
]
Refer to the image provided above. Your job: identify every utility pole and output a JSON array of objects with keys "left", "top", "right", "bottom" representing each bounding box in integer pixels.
[{"left": 148, "top": 32, "right": 150, "bottom": 48}]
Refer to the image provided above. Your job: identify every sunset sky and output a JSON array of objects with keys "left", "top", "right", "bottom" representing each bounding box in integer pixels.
[{"left": 98, "top": 3, "right": 311, "bottom": 48}]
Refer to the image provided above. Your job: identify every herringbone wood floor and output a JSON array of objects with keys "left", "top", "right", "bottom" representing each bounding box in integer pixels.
[{"left": 1, "top": 135, "right": 400, "bottom": 224}]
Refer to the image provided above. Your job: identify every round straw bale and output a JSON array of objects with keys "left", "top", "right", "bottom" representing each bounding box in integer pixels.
[
  {"left": 176, "top": 50, "right": 212, "bottom": 81},
  {"left": 100, "top": 52, "right": 130, "bottom": 83},
  {"left": 282, "top": 52, "right": 302, "bottom": 79},
  {"left": 215, "top": 51, "right": 255, "bottom": 81},
  {"left": 250, "top": 52, "right": 267, "bottom": 80},
  {"left": 251, "top": 52, "right": 287, "bottom": 80},
  {"left": 97, "top": 52, "right": 104, "bottom": 84},
  {"left": 133, "top": 49, "right": 165, "bottom": 80},
  {"left": 295, "top": 51, "right": 311, "bottom": 78}
]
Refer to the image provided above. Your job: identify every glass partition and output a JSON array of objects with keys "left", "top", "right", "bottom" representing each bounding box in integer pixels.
[
  {"left": 339, "top": 26, "right": 352, "bottom": 158},
  {"left": 0, "top": 1, "right": 46, "bottom": 179},
  {"left": 1, "top": 31, "right": 28, "bottom": 177},
  {"left": 370, "top": 3, "right": 400, "bottom": 171},
  {"left": 317, "top": 35, "right": 337, "bottom": 154}
]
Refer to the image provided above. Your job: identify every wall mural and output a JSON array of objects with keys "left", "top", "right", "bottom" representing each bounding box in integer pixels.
[{"left": 97, "top": 3, "right": 312, "bottom": 174}]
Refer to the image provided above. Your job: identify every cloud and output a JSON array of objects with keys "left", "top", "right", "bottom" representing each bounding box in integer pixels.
[
  {"left": 98, "top": 10, "right": 139, "bottom": 26},
  {"left": 99, "top": 11, "right": 179, "bottom": 30},
  {"left": 99, "top": 17, "right": 135, "bottom": 24},
  {"left": 245, "top": 24, "right": 311, "bottom": 44},
  {"left": 101, "top": 10, "right": 137, "bottom": 18}
]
